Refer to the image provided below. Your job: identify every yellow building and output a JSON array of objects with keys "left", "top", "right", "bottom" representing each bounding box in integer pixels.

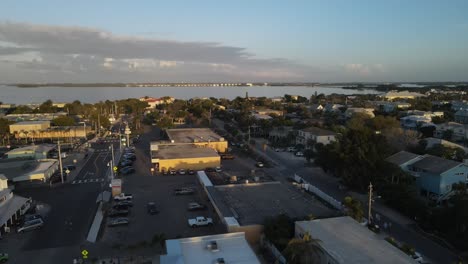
[
  {"left": 165, "top": 128, "right": 228, "bottom": 153},
  {"left": 10, "top": 121, "right": 51, "bottom": 133},
  {"left": 151, "top": 144, "right": 220, "bottom": 172},
  {"left": 11, "top": 125, "right": 92, "bottom": 140}
]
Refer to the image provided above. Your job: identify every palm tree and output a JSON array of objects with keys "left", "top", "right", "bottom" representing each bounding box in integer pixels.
[
  {"left": 283, "top": 232, "right": 322, "bottom": 264},
  {"left": 343, "top": 196, "right": 364, "bottom": 222}
]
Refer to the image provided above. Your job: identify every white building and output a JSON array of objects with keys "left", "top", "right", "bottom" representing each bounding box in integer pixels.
[
  {"left": 381, "top": 90, "right": 427, "bottom": 100},
  {"left": 373, "top": 101, "right": 411, "bottom": 112},
  {"left": 160, "top": 232, "right": 260, "bottom": 264},
  {"left": 296, "top": 127, "right": 337, "bottom": 146},
  {"left": 0, "top": 175, "right": 32, "bottom": 237},
  {"left": 295, "top": 216, "right": 415, "bottom": 264}
]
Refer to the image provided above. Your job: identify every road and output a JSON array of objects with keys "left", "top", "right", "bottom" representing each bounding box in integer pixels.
[{"left": 10, "top": 140, "right": 119, "bottom": 263}]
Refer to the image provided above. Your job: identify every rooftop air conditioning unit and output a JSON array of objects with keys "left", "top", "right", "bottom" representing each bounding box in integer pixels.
[{"left": 206, "top": 241, "right": 219, "bottom": 252}]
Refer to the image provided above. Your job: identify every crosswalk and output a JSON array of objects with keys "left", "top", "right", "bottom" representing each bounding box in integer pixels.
[{"left": 71, "top": 178, "right": 105, "bottom": 184}]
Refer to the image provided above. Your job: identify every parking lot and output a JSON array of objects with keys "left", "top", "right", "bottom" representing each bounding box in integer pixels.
[{"left": 99, "top": 168, "right": 225, "bottom": 247}]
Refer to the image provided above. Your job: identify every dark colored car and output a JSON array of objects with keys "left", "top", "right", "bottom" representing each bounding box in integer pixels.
[
  {"left": 123, "top": 154, "right": 136, "bottom": 161},
  {"left": 119, "top": 159, "right": 133, "bottom": 167},
  {"left": 187, "top": 202, "right": 206, "bottom": 211},
  {"left": 147, "top": 202, "right": 159, "bottom": 215},
  {"left": 205, "top": 167, "right": 216, "bottom": 173},
  {"left": 108, "top": 209, "right": 130, "bottom": 217},
  {"left": 63, "top": 165, "right": 76, "bottom": 171},
  {"left": 49, "top": 173, "right": 67, "bottom": 184},
  {"left": 107, "top": 217, "right": 129, "bottom": 227},
  {"left": 115, "top": 200, "right": 133, "bottom": 207},
  {"left": 120, "top": 166, "right": 135, "bottom": 175},
  {"left": 174, "top": 188, "right": 195, "bottom": 195},
  {"left": 113, "top": 204, "right": 131, "bottom": 210}
]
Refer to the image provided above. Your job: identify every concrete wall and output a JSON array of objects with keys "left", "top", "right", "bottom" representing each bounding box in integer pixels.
[{"left": 158, "top": 156, "right": 220, "bottom": 172}]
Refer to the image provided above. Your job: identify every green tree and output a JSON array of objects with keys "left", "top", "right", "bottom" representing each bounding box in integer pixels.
[
  {"left": 283, "top": 236, "right": 322, "bottom": 264},
  {"left": 52, "top": 116, "right": 76, "bottom": 126},
  {"left": 263, "top": 214, "right": 295, "bottom": 251},
  {"left": 343, "top": 196, "right": 364, "bottom": 222},
  {"left": 38, "top": 99, "right": 58, "bottom": 113}
]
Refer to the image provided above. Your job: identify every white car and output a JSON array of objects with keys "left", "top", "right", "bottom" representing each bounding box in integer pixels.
[
  {"left": 179, "top": 169, "right": 186, "bottom": 175},
  {"left": 412, "top": 252, "right": 423, "bottom": 263},
  {"left": 113, "top": 193, "right": 133, "bottom": 201},
  {"left": 188, "top": 216, "right": 213, "bottom": 227},
  {"left": 215, "top": 167, "right": 222, "bottom": 172}
]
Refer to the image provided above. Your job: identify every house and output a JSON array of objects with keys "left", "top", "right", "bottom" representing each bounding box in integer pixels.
[
  {"left": 400, "top": 115, "right": 433, "bottom": 130},
  {"left": 160, "top": 232, "right": 260, "bottom": 264},
  {"left": 251, "top": 114, "right": 272, "bottom": 120},
  {"left": 386, "top": 151, "right": 468, "bottom": 200},
  {"left": 455, "top": 110, "right": 468, "bottom": 124},
  {"left": 309, "top": 104, "right": 324, "bottom": 112},
  {"left": 295, "top": 216, "right": 415, "bottom": 264},
  {"left": 405, "top": 110, "right": 444, "bottom": 118},
  {"left": 434, "top": 122, "right": 468, "bottom": 141},
  {"left": 251, "top": 108, "right": 283, "bottom": 117},
  {"left": 381, "top": 90, "right": 427, "bottom": 100},
  {"left": 345, "top": 107, "right": 375, "bottom": 118},
  {"left": 324, "top": 104, "right": 344, "bottom": 113},
  {"left": 296, "top": 127, "right": 337, "bottom": 146}
]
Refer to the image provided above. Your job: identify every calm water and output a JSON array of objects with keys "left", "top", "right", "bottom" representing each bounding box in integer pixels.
[{"left": 0, "top": 85, "right": 379, "bottom": 104}]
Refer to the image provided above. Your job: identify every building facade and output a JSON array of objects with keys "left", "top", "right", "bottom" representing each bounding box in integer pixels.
[{"left": 296, "top": 127, "right": 337, "bottom": 146}]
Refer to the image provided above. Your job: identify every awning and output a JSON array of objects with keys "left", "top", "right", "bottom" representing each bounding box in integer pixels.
[{"left": 0, "top": 195, "right": 30, "bottom": 226}]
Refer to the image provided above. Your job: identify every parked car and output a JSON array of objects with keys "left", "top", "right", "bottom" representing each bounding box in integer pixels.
[
  {"left": 115, "top": 200, "right": 133, "bottom": 207},
  {"left": 169, "top": 168, "right": 177, "bottom": 175},
  {"left": 107, "top": 217, "right": 129, "bottom": 227},
  {"left": 287, "top": 147, "right": 297, "bottom": 152},
  {"left": 274, "top": 148, "right": 284, "bottom": 152},
  {"left": 119, "top": 159, "right": 133, "bottom": 167},
  {"left": 188, "top": 169, "right": 195, "bottom": 175},
  {"left": 49, "top": 173, "right": 66, "bottom": 184},
  {"left": 188, "top": 216, "right": 213, "bottom": 227},
  {"left": 179, "top": 169, "right": 186, "bottom": 175},
  {"left": 174, "top": 188, "right": 195, "bottom": 195},
  {"left": 108, "top": 209, "right": 130, "bottom": 217},
  {"left": 147, "top": 202, "right": 159, "bottom": 215},
  {"left": 205, "top": 167, "right": 216, "bottom": 173},
  {"left": 113, "top": 193, "right": 133, "bottom": 201},
  {"left": 215, "top": 167, "right": 222, "bottom": 173},
  {"left": 187, "top": 202, "right": 206, "bottom": 211},
  {"left": 0, "top": 253, "right": 9, "bottom": 263},
  {"left": 17, "top": 218, "right": 44, "bottom": 233},
  {"left": 120, "top": 166, "right": 135, "bottom": 175},
  {"left": 220, "top": 154, "right": 235, "bottom": 160},
  {"left": 123, "top": 154, "right": 136, "bottom": 161},
  {"left": 295, "top": 151, "right": 304, "bottom": 157},
  {"left": 255, "top": 162, "right": 264, "bottom": 168},
  {"left": 161, "top": 168, "right": 168, "bottom": 175},
  {"left": 113, "top": 204, "right": 131, "bottom": 210}
]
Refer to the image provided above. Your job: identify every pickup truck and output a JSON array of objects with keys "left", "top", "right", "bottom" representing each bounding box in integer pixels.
[
  {"left": 113, "top": 193, "right": 133, "bottom": 201},
  {"left": 188, "top": 216, "right": 213, "bottom": 227}
]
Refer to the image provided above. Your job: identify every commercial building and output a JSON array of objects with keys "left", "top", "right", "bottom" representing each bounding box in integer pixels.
[
  {"left": 198, "top": 172, "right": 335, "bottom": 243},
  {"left": 160, "top": 232, "right": 260, "bottom": 264},
  {"left": 3, "top": 144, "right": 55, "bottom": 159},
  {"left": 0, "top": 176, "right": 32, "bottom": 237},
  {"left": 151, "top": 143, "right": 220, "bottom": 172},
  {"left": 4, "top": 112, "right": 67, "bottom": 122},
  {"left": 165, "top": 128, "right": 228, "bottom": 153},
  {"left": 381, "top": 90, "right": 427, "bottom": 100},
  {"left": 295, "top": 216, "right": 415, "bottom": 264},
  {"left": 0, "top": 159, "right": 58, "bottom": 182},
  {"left": 296, "top": 126, "right": 337, "bottom": 146},
  {"left": 9, "top": 121, "right": 51, "bottom": 134}
]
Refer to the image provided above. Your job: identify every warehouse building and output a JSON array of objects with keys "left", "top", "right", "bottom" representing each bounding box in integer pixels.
[
  {"left": 165, "top": 128, "right": 228, "bottom": 153},
  {"left": 151, "top": 143, "right": 220, "bottom": 172},
  {"left": 9, "top": 120, "right": 51, "bottom": 134}
]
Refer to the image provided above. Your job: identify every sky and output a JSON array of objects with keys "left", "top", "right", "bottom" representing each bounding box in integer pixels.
[{"left": 0, "top": 0, "right": 467, "bottom": 83}]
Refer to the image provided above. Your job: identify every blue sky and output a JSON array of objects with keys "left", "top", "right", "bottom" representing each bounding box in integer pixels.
[{"left": 0, "top": 0, "right": 467, "bottom": 82}]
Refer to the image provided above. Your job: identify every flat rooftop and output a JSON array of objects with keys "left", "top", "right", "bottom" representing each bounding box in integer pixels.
[
  {"left": 152, "top": 144, "right": 219, "bottom": 160},
  {"left": 0, "top": 160, "right": 57, "bottom": 180},
  {"left": 296, "top": 216, "right": 414, "bottom": 264},
  {"left": 166, "top": 128, "right": 225, "bottom": 144},
  {"left": 162, "top": 232, "right": 260, "bottom": 264},
  {"left": 207, "top": 182, "right": 336, "bottom": 225}
]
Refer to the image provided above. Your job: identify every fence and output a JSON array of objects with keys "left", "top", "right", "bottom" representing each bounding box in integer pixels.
[{"left": 294, "top": 174, "right": 344, "bottom": 211}]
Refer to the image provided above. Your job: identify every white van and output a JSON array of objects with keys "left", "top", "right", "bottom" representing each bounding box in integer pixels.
[{"left": 17, "top": 218, "right": 44, "bottom": 233}]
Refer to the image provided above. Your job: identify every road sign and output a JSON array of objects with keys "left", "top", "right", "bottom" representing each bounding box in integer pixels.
[
  {"left": 81, "top": 249, "right": 88, "bottom": 259},
  {"left": 65, "top": 170, "right": 71, "bottom": 174},
  {"left": 113, "top": 166, "right": 118, "bottom": 172}
]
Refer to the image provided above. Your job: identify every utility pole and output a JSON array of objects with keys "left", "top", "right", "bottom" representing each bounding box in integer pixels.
[
  {"left": 58, "top": 140, "right": 64, "bottom": 183},
  {"left": 368, "top": 182, "right": 373, "bottom": 224},
  {"left": 110, "top": 145, "right": 115, "bottom": 180},
  {"left": 248, "top": 125, "right": 251, "bottom": 144}
]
